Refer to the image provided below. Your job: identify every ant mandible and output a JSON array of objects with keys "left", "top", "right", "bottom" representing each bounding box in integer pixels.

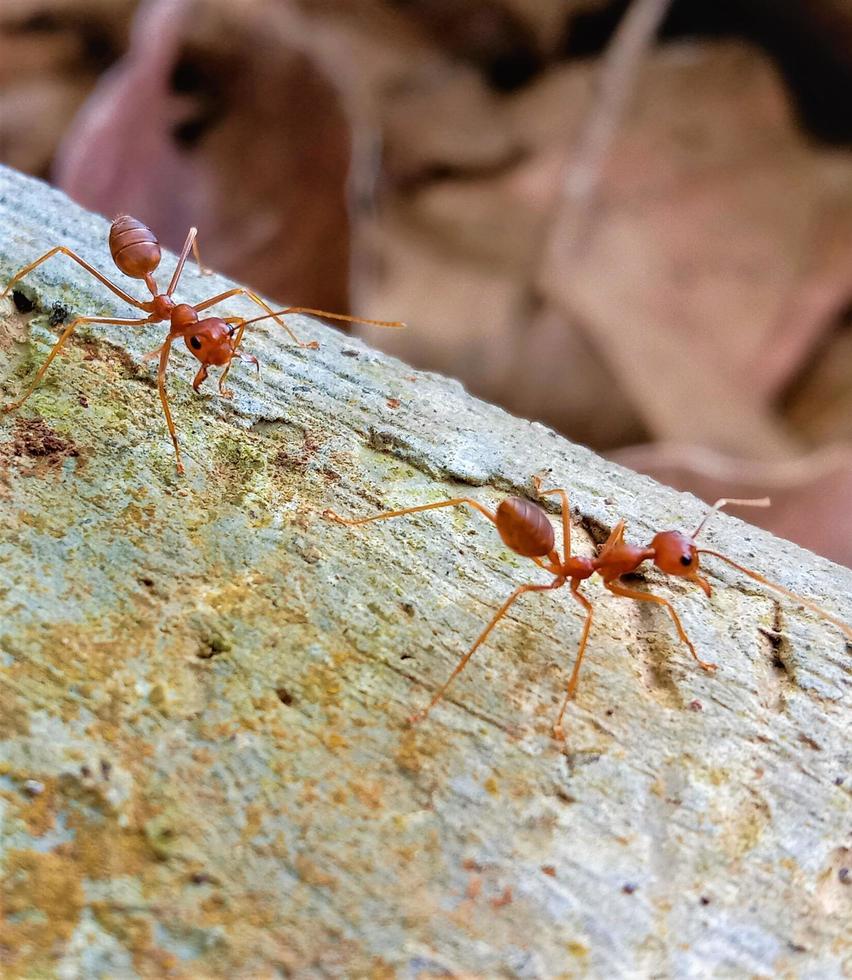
[
  {"left": 1, "top": 217, "right": 403, "bottom": 472},
  {"left": 327, "top": 478, "right": 851, "bottom": 739}
]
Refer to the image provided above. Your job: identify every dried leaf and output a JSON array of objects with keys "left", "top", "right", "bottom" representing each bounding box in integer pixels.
[{"left": 55, "top": 0, "right": 353, "bottom": 310}]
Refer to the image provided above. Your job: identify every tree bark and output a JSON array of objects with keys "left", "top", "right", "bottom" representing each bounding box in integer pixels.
[{"left": 0, "top": 163, "right": 850, "bottom": 978}]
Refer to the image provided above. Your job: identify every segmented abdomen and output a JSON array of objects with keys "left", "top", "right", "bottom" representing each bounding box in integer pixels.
[
  {"left": 497, "top": 497, "right": 555, "bottom": 557},
  {"left": 109, "top": 215, "right": 161, "bottom": 279}
]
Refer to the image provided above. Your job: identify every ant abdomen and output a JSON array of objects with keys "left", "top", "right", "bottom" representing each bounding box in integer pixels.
[
  {"left": 109, "top": 216, "right": 161, "bottom": 279},
  {"left": 497, "top": 497, "right": 555, "bottom": 557}
]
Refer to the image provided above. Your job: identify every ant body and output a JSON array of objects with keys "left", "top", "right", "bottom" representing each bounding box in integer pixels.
[
  {"left": 1, "top": 217, "right": 403, "bottom": 472},
  {"left": 327, "top": 478, "right": 851, "bottom": 738}
]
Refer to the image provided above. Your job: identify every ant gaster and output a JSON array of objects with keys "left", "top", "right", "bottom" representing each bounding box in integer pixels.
[
  {"left": 1, "top": 217, "right": 403, "bottom": 472},
  {"left": 327, "top": 478, "right": 851, "bottom": 738}
]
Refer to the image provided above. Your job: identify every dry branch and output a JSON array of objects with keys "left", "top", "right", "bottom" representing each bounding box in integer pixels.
[{"left": 0, "top": 164, "right": 850, "bottom": 978}]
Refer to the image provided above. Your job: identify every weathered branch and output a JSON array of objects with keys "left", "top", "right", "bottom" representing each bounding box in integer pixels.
[{"left": 0, "top": 164, "right": 850, "bottom": 977}]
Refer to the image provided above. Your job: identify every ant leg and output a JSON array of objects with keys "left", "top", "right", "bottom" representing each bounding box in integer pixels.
[
  {"left": 218, "top": 355, "right": 257, "bottom": 399},
  {"left": 192, "top": 364, "right": 209, "bottom": 392},
  {"left": 214, "top": 318, "right": 257, "bottom": 398},
  {"left": 192, "top": 289, "right": 319, "bottom": 348},
  {"left": 3, "top": 315, "right": 150, "bottom": 411},
  {"left": 553, "top": 582, "right": 594, "bottom": 740},
  {"left": 324, "top": 497, "right": 498, "bottom": 529},
  {"left": 155, "top": 338, "right": 184, "bottom": 474},
  {"left": 225, "top": 319, "right": 249, "bottom": 367},
  {"left": 1, "top": 246, "right": 146, "bottom": 309},
  {"left": 533, "top": 474, "right": 573, "bottom": 557},
  {"left": 216, "top": 355, "right": 236, "bottom": 399},
  {"left": 191, "top": 236, "right": 212, "bottom": 276},
  {"left": 698, "top": 549, "right": 852, "bottom": 641},
  {"left": 605, "top": 580, "right": 717, "bottom": 671},
  {"left": 166, "top": 227, "right": 198, "bottom": 295},
  {"left": 411, "top": 579, "right": 565, "bottom": 725},
  {"left": 599, "top": 519, "right": 627, "bottom": 553}
]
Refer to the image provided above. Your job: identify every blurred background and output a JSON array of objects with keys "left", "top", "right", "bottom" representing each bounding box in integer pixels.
[{"left": 2, "top": 0, "right": 851, "bottom": 565}]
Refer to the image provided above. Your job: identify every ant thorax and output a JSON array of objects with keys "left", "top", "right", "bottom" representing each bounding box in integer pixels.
[
  {"left": 170, "top": 304, "right": 198, "bottom": 332},
  {"left": 150, "top": 294, "right": 176, "bottom": 320}
]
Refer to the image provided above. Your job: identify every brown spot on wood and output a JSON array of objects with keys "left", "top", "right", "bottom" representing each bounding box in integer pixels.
[
  {"left": 491, "top": 886, "right": 513, "bottom": 908},
  {"left": 0, "top": 418, "right": 80, "bottom": 477},
  {"left": 465, "top": 876, "right": 482, "bottom": 899},
  {"left": 12, "top": 417, "right": 78, "bottom": 459},
  {"left": 274, "top": 432, "right": 322, "bottom": 473},
  {"left": 0, "top": 850, "right": 85, "bottom": 975}
]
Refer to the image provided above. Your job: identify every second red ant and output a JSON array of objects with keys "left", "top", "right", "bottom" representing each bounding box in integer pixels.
[
  {"left": 1, "top": 216, "right": 404, "bottom": 472},
  {"left": 327, "top": 478, "right": 852, "bottom": 738}
]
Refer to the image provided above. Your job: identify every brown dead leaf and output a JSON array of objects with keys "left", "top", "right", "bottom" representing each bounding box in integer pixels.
[{"left": 55, "top": 0, "right": 353, "bottom": 311}]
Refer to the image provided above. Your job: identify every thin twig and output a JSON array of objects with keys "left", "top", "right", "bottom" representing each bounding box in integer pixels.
[
  {"left": 552, "top": 0, "right": 673, "bottom": 258},
  {"left": 512, "top": 0, "right": 672, "bottom": 332}
]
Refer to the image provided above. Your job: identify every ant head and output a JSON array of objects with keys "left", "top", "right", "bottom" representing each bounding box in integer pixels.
[
  {"left": 183, "top": 317, "right": 234, "bottom": 367},
  {"left": 650, "top": 531, "right": 711, "bottom": 595}
]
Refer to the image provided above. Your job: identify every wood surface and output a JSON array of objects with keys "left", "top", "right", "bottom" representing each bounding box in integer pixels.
[{"left": 0, "top": 164, "right": 850, "bottom": 978}]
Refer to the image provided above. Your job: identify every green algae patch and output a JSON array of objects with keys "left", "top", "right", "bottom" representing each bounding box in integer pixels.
[{"left": 215, "top": 429, "right": 266, "bottom": 471}]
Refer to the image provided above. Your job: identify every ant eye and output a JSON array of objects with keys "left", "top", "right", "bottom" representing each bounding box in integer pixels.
[
  {"left": 680, "top": 554, "right": 692, "bottom": 567},
  {"left": 190, "top": 336, "right": 202, "bottom": 350}
]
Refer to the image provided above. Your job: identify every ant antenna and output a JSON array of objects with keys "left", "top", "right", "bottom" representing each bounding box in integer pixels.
[
  {"left": 692, "top": 497, "right": 771, "bottom": 540},
  {"left": 696, "top": 548, "right": 852, "bottom": 641},
  {"left": 239, "top": 307, "right": 405, "bottom": 330},
  {"left": 691, "top": 496, "right": 850, "bottom": 641}
]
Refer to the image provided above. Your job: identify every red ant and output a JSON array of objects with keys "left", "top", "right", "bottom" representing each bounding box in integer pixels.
[
  {"left": 327, "top": 477, "right": 851, "bottom": 738},
  {"left": 1, "top": 216, "right": 403, "bottom": 472}
]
